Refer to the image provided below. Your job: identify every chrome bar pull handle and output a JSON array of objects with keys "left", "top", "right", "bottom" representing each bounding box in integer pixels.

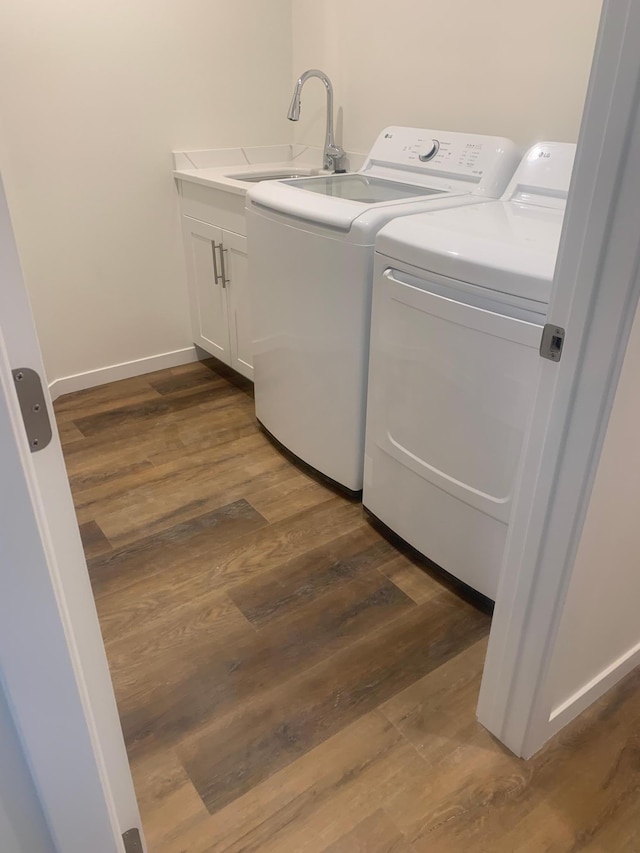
[
  {"left": 211, "top": 241, "right": 222, "bottom": 285},
  {"left": 219, "top": 245, "right": 230, "bottom": 288}
]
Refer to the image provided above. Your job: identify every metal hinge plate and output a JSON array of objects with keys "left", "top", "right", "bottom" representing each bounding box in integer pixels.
[
  {"left": 12, "top": 368, "right": 53, "bottom": 453},
  {"left": 540, "top": 324, "right": 565, "bottom": 362},
  {"left": 122, "top": 828, "right": 143, "bottom": 853}
]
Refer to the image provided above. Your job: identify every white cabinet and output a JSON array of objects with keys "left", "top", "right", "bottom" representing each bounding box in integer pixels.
[
  {"left": 223, "top": 230, "right": 253, "bottom": 379},
  {"left": 182, "top": 186, "right": 253, "bottom": 379},
  {"left": 182, "top": 217, "right": 230, "bottom": 364}
]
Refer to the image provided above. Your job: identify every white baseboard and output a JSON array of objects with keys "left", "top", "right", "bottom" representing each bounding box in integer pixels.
[
  {"left": 547, "top": 639, "right": 640, "bottom": 735},
  {"left": 48, "top": 346, "right": 199, "bottom": 401}
]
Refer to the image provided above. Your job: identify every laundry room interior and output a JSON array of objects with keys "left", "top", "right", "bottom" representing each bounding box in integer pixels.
[{"left": 4, "top": 1, "right": 640, "bottom": 851}]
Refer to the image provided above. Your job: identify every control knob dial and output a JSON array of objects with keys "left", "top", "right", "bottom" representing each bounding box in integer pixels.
[{"left": 418, "top": 139, "right": 440, "bottom": 162}]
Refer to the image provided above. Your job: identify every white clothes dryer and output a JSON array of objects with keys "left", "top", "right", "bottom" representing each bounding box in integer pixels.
[
  {"left": 363, "top": 142, "right": 576, "bottom": 599},
  {"left": 246, "top": 127, "right": 519, "bottom": 493}
]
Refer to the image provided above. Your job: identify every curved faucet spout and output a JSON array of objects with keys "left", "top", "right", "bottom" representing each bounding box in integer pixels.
[{"left": 287, "top": 69, "right": 346, "bottom": 172}]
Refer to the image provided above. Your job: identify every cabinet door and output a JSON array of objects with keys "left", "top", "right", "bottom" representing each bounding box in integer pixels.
[
  {"left": 223, "top": 230, "right": 254, "bottom": 380},
  {"left": 182, "top": 216, "right": 231, "bottom": 364}
]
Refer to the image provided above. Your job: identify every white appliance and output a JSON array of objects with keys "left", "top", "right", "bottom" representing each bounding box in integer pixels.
[
  {"left": 363, "top": 142, "right": 576, "bottom": 599},
  {"left": 246, "top": 127, "right": 519, "bottom": 493}
]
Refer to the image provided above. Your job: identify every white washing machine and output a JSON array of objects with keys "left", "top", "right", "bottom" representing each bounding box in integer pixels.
[
  {"left": 363, "top": 142, "right": 576, "bottom": 599},
  {"left": 246, "top": 127, "right": 519, "bottom": 493}
]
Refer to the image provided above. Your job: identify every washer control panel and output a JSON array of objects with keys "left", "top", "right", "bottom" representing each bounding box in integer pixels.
[
  {"left": 504, "top": 141, "right": 577, "bottom": 200},
  {"left": 365, "top": 126, "right": 517, "bottom": 184}
]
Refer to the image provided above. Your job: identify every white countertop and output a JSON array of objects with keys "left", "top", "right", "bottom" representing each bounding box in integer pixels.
[{"left": 172, "top": 143, "right": 365, "bottom": 195}]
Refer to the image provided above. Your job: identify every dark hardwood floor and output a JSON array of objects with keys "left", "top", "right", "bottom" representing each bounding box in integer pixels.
[{"left": 55, "top": 359, "right": 640, "bottom": 853}]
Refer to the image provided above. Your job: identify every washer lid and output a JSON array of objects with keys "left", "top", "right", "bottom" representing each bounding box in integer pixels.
[
  {"left": 247, "top": 175, "right": 452, "bottom": 230},
  {"left": 376, "top": 199, "right": 566, "bottom": 304},
  {"left": 280, "top": 174, "right": 446, "bottom": 203}
]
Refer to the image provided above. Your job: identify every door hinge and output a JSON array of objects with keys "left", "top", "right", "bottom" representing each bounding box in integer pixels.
[
  {"left": 122, "top": 828, "right": 143, "bottom": 853},
  {"left": 540, "top": 324, "right": 565, "bottom": 362},
  {"left": 12, "top": 368, "right": 53, "bottom": 452}
]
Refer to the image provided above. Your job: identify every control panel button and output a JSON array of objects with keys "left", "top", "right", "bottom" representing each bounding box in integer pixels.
[{"left": 418, "top": 139, "right": 440, "bottom": 162}]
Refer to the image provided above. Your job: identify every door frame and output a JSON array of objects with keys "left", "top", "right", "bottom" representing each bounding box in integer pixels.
[
  {"left": 478, "top": 0, "right": 640, "bottom": 757},
  {"left": 0, "top": 175, "right": 143, "bottom": 852}
]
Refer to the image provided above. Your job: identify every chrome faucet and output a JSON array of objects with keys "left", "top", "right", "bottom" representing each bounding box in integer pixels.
[{"left": 287, "top": 69, "right": 347, "bottom": 173}]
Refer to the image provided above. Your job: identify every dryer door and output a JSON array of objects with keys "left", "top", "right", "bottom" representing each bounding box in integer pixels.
[{"left": 363, "top": 264, "right": 544, "bottom": 598}]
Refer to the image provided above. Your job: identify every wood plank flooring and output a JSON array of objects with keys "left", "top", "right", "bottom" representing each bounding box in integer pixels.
[{"left": 55, "top": 358, "right": 640, "bottom": 852}]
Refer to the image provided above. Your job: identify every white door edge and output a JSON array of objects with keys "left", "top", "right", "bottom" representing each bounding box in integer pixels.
[
  {"left": 0, "top": 175, "right": 143, "bottom": 851},
  {"left": 478, "top": 0, "right": 640, "bottom": 757},
  {"left": 0, "top": 330, "right": 129, "bottom": 852}
]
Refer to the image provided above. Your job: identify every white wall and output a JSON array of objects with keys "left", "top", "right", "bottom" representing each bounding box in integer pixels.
[
  {"left": 0, "top": 1, "right": 602, "bottom": 387},
  {"left": 546, "top": 298, "right": 640, "bottom": 718},
  {"left": 0, "top": 0, "right": 293, "bottom": 386},
  {"left": 0, "top": 678, "right": 56, "bottom": 853},
  {"left": 291, "top": 0, "right": 602, "bottom": 154}
]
